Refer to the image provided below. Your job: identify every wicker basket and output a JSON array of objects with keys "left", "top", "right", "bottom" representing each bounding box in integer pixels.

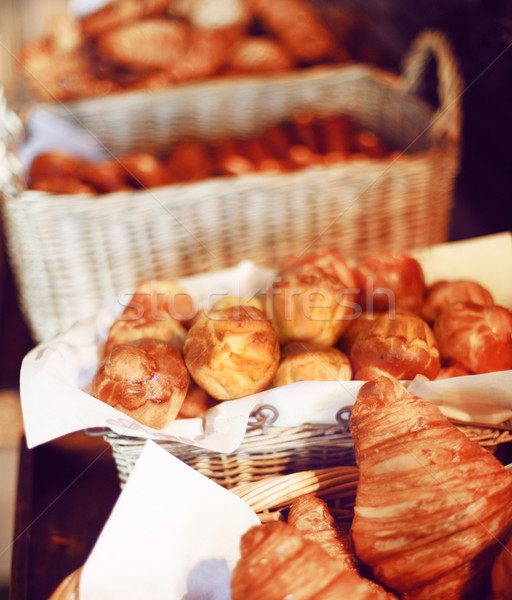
[
  {"left": 0, "top": 31, "right": 461, "bottom": 343},
  {"left": 93, "top": 404, "right": 512, "bottom": 491}
]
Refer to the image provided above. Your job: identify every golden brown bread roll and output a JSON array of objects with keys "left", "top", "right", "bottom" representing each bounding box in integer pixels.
[
  {"left": 30, "top": 175, "right": 97, "bottom": 195},
  {"left": 350, "top": 376, "right": 512, "bottom": 600},
  {"left": 103, "top": 280, "right": 192, "bottom": 357},
  {"left": 209, "top": 295, "right": 265, "bottom": 313},
  {"left": 434, "top": 302, "right": 512, "bottom": 374},
  {"left": 81, "top": 160, "right": 133, "bottom": 193},
  {"left": 267, "top": 250, "right": 357, "bottom": 347},
  {"left": 119, "top": 152, "right": 172, "bottom": 189},
  {"left": 354, "top": 250, "right": 425, "bottom": 313},
  {"left": 492, "top": 532, "right": 512, "bottom": 600},
  {"left": 225, "top": 37, "right": 295, "bottom": 74},
  {"left": 231, "top": 521, "right": 396, "bottom": 599},
  {"left": 337, "top": 311, "right": 377, "bottom": 355},
  {"left": 29, "top": 152, "right": 84, "bottom": 181},
  {"left": 421, "top": 280, "right": 494, "bottom": 324},
  {"left": 350, "top": 311, "right": 440, "bottom": 380},
  {"left": 183, "top": 306, "right": 280, "bottom": 400},
  {"left": 272, "top": 341, "right": 352, "bottom": 387},
  {"left": 176, "top": 380, "right": 219, "bottom": 419},
  {"left": 92, "top": 338, "right": 189, "bottom": 429},
  {"left": 434, "top": 365, "right": 470, "bottom": 380}
]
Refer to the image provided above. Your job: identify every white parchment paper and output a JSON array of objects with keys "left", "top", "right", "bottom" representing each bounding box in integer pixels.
[{"left": 79, "top": 440, "right": 260, "bottom": 600}]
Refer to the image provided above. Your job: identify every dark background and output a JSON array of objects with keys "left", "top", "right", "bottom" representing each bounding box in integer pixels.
[{"left": 1, "top": 0, "right": 512, "bottom": 389}]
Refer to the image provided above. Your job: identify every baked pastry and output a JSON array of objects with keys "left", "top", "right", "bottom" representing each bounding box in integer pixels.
[
  {"left": 119, "top": 152, "right": 172, "bottom": 189},
  {"left": 81, "top": 0, "right": 171, "bottom": 38},
  {"left": 29, "top": 152, "right": 84, "bottom": 181},
  {"left": 350, "top": 311, "right": 440, "bottom": 380},
  {"left": 354, "top": 250, "right": 425, "bottom": 313},
  {"left": 92, "top": 338, "right": 190, "bottom": 429},
  {"left": 249, "top": 0, "right": 338, "bottom": 63},
  {"left": 272, "top": 341, "right": 352, "bottom": 387},
  {"left": 166, "top": 140, "right": 213, "bottom": 183},
  {"left": 177, "top": 380, "right": 219, "bottom": 419},
  {"left": 288, "top": 495, "right": 355, "bottom": 568},
  {"left": 183, "top": 306, "right": 279, "bottom": 400},
  {"left": 30, "top": 176, "right": 97, "bottom": 195},
  {"left": 337, "top": 311, "right": 377, "bottom": 355},
  {"left": 96, "top": 18, "right": 191, "bottom": 71},
  {"left": 434, "top": 302, "right": 512, "bottom": 373},
  {"left": 492, "top": 532, "right": 512, "bottom": 600},
  {"left": 103, "top": 280, "right": 192, "bottom": 357},
  {"left": 421, "top": 280, "right": 494, "bottom": 324},
  {"left": 231, "top": 521, "right": 396, "bottom": 599},
  {"left": 350, "top": 376, "right": 512, "bottom": 599},
  {"left": 225, "top": 37, "right": 295, "bottom": 74},
  {"left": 435, "top": 365, "right": 469, "bottom": 380},
  {"left": 267, "top": 250, "right": 357, "bottom": 346},
  {"left": 81, "top": 160, "right": 133, "bottom": 193}
]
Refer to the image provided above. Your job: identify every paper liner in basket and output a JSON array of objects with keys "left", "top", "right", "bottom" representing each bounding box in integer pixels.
[
  {"left": 20, "top": 233, "right": 512, "bottom": 452},
  {"left": 78, "top": 440, "right": 260, "bottom": 600}
]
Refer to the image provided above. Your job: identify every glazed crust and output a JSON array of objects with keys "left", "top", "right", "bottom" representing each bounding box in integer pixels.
[
  {"left": 421, "top": 280, "right": 494, "bottom": 324},
  {"left": 350, "top": 376, "right": 512, "bottom": 599},
  {"left": 92, "top": 338, "right": 189, "bottom": 429},
  {"left": 183, "top": 306, "right": 280, "bottom": 400}
]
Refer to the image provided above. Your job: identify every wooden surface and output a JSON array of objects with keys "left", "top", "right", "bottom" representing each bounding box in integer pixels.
[{"left": 10, "top": 433, "right": 120, "bottom": 600}]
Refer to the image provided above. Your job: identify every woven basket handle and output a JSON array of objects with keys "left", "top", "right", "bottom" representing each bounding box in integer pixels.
[{"left": 402, "top": 30, "right": 463, "bottom": 145}]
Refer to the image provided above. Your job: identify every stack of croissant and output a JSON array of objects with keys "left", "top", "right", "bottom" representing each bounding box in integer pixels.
[
  {"left": 26, "top": 111, "right": 390, "bottom": 196},
  {"left": 18, "top": 0, "right": 360, "bottom": 102},
  {"left": 231, "top": 376, "right": 512, "bottom": 599},
  {"left": 90, "top": 246, "right": 512, "bottom": 430}
]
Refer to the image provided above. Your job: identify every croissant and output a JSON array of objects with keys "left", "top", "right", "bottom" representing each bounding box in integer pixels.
[
  {"left": 350, "top": 376, "right": 512, "bottom": 599},
  {"left": 491, "top": 531, "right": 512, "bottom": 599},
  {"left": 231, "top": 521, "right": 396, "bottom": 599}
]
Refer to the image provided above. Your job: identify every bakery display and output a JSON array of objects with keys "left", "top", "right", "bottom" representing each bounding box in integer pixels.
[
  {"left": 92, "top": 338, "right": 190, "bottom": 429},
  {"left": 350, "top": 376, "right": 512, "bottom": 599},
  {"left": 18, "top": 0, "right": 353, "bottom": 102},
  {"left": 183, "top": 305, "right": 280, "bottom": 400}
]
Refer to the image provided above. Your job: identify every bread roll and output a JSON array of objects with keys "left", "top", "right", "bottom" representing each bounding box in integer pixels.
[
  {"left": 183, "top": 306, "right": 279, "bottom": 400},
  {"left": 103, "top": 280, "right": 193, "bottom": 357},
  {"left": 421, "top": 280, "right": 494, "bottom": 324},
  {"left": 272, "top": 341, "right": 352, "bottom": 387},
  {"left": 338, "top": 311, "right": 377, "bottom": 355},
  {"left": 92, "top": 338, "right": 189, "bottom": 429},
  {"left": 354, "top": 250, "right": 425, "bottom": 313},
  {"left": 350, "top": 311, "right": 440, "bottom": 380},
  {"left": 209, "top": 295, "right": 265, "bottom": 313},
  {"left": 177, "top": 380, "right": 219, "bottom": 419},
  {"left": 119, "top": 152, "right": 172, "bottom": 189},
  {"left": 434, "top": 302, "right": 512, "bottom": 373},
  {"left": 267, "top": 250, "right": 357, "bottom": 346}
]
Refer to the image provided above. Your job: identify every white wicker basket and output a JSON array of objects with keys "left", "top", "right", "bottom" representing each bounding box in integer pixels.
[{"left": 1, "top": 31, "right": 462, "bottom": 343}]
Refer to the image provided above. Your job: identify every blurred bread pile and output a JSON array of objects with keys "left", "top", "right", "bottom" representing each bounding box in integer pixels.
[
  {"left": 18, "top": 0, "right": 359, "bottom": 102},
  {"left": 25, "top": 111, "right": 391, "bottom": 195},
  {"left": 90, "top": 247, "right": 512, "bottom": 430}
]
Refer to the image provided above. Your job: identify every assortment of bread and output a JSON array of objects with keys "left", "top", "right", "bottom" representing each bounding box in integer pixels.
[
  {"left": 26, "top": 112, "right": 391, "bottom": 196},
  {"left": 90, "top": 247, "right": 512, "bottom": 433},
  {"left": 18, "top": 0, "right": 354, "bottom": 102}
]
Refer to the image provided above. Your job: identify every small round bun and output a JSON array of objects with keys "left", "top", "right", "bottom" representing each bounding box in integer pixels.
[
  {"left": 92, "top": 338, "right": 189, "bottom": 429},
  {"left": 272, "top": 341, "right": 352, "bottom": 387},
  {"left": 421, "top": 280, "right": 494, "bottom": 324},
  {"left": 210, "top": 295, "right": 264, "bottom": 313},
  {"left": 183, "top": 306, "right": 280, "bottom": 400},
  {"left": 351, "top": 312, "right": 440, "bottom": 381},
  {"left": 354, "top": 250, "right": 425, "bottom": 313},
  {"left": 103, "top": 279, "right": 194, "bottom": 357},
  {"left": 267, "top": 250, "right": 357, "bottom": 346},
  {"left": 434, "top": 302, "right": 512, "bottom": 374}
]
